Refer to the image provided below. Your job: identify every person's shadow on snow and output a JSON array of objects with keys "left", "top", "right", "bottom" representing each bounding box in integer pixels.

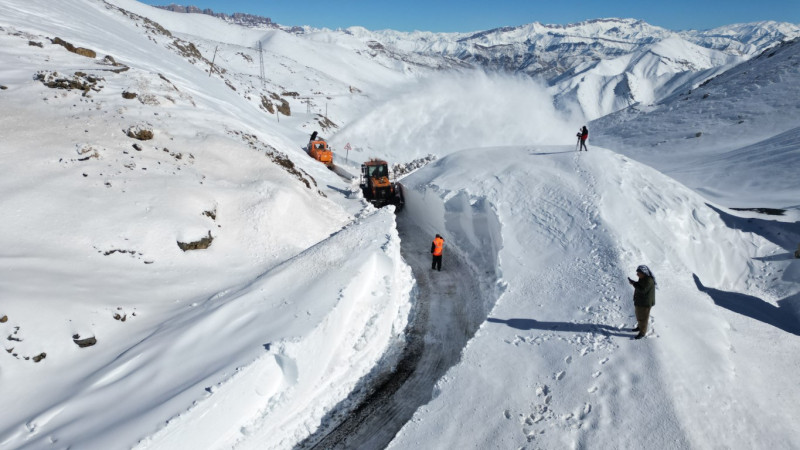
[
  {"left": 693, "top": 273, "right": 800, "bottom": 336},
  {"left": 487, "top": 317, "right": 629, "bottom": 337}
]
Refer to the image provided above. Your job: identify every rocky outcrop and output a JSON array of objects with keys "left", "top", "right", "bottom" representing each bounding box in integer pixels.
[
  {"left": 73, "top": 334, "right": 97, "bottom": 348},
  {"left": 177, "top": 231, "right": 213, "bottom": 251},
  {"left": 50, "top": 37, "right": 96, "bottom": 58},
  {"left": 125, "top": 124, "right": 154, "bottom": 140},
  {"left": 154, "top": 4, "right": 275, "bottom": 28}
]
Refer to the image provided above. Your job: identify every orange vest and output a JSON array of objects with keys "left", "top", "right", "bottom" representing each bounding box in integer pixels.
[{"left": 432, "top": 237, "right": 444, "bottom": 256}]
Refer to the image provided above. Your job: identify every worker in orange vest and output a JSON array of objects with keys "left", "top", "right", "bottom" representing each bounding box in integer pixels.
[{"left": 431, "top": 234, "right": 445, "bottom": 271}]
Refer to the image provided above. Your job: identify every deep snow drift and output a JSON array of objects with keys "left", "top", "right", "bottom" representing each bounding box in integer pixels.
[{"left": 1, "top": 1, "right": 799, "bottom": 449}]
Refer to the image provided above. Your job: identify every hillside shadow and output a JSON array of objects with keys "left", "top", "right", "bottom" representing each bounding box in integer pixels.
[
  {"left": 487, "top": 317, "right": 628, "bottom": 337},
  {"left": 693, "top": 274, "right": 800, "bottom": 336},
  {"left": 707, "top": 204, "right": 800, "bottom": 251}
]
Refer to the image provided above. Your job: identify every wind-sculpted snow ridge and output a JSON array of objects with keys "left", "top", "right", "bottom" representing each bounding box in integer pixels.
[{"left": 389, "top": 145, "right": 799, "bottom": 449}]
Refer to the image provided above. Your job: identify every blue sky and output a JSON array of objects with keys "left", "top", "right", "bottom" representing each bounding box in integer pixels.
[{"left": 138, "top": 0, "right": 800, "bottom": 32}]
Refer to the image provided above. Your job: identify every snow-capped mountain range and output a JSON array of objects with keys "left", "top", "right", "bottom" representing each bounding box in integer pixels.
[
  {"left": 347, "top": 19, "right": 800, "bottom": 119},
  {"left": 160, "top": 6, "right": 800, "bottom": 119}
]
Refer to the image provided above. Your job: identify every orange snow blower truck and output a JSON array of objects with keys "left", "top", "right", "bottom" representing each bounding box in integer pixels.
[
  {"left": 360, "top": 159, "right": 404, "bottom": 210},
  {"left": 307, "top": 131, "right": 333, "bottom": 168}
]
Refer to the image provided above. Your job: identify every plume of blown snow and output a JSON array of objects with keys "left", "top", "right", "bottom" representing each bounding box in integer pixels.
[{"left": 332, "top": 71, "right": 583, "bottom": 160}]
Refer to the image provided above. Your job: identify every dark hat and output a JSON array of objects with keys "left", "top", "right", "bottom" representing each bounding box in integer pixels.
[{"left": 636, "top": 265, "right": 657, "bottom": 285}]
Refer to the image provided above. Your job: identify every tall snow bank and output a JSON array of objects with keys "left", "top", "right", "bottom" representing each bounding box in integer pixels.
[
  {"left": 133, "top": 208, "right": 413, "bottom": 450},
  {"left": 1, "top": 209, "right": 413, "bottom": 450}
]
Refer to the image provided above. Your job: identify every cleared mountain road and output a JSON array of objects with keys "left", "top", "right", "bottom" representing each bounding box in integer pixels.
[{"left": 296, "top": 210, "right": 491, "bottom": 449}]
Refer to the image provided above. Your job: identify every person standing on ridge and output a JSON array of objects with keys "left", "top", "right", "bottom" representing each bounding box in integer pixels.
[
  {"left": 431, "top": 234, "right": 445, "bottom": 271},
  {"left": 628, "top": 265, "right": 656, "bottom": 339},
  {"left": 578, "top": 125, "right": 589, "bottom": 151}
]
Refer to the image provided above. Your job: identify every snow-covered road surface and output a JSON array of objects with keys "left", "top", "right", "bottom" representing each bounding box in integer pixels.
[{"left": 297, "top": 207, "right": 499, "bottom": 448}]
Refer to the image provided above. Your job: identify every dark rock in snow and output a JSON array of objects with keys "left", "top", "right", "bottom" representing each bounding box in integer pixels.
[
  {"left": 72, "top": 334, "right": 97, "bottom": 348},
  {"left": 177, "top": 231, "right": 214, "bottom": 251}
]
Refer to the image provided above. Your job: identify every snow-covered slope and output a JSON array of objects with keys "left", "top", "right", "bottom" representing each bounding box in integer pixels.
[
  {"left": 333, "top": 151, "right": 799, "bottom": 450},
  {"left": 0, "top": 0, "right": 414, "bottom": 448},
  {"left": 550, "top": 36, "right": 742, "bottom": 119},
  {"left": 592, "top": 37, "right": 800, "bottom": 208},
  {"left": 1, "top": 1, "right": 799, "bottom": 449},
  {"left": 390, "top": 145, "right": 800, "bottom": 450},
  {"left": 685, "top": 20, "right": 800, "bottom": 55}
]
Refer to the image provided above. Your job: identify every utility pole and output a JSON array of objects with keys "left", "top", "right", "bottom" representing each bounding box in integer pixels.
[
  {"left": 209, "top": 45, "right": 218, "bottom": 77},
  {"left": 258, "top": 41, "right": 265, "bottom": 88},
  {"left": 300, "top": 97, "right": 312, "bottom": 114}
]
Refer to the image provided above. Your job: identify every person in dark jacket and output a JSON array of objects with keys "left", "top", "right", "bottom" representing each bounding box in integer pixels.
[
  {"left": 578, "top": 126, "right": 589, "bottom": 151},
  {"left": 628, "top": 265, "right": 656, "bottom": 339},
  {"left": 431, "top": 234, "right": 444, "bottom": 271}
]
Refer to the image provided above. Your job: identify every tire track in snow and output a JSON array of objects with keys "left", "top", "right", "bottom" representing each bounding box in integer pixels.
[{"left": 296, "top": 212, "right": 490, "bottom": 449}]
